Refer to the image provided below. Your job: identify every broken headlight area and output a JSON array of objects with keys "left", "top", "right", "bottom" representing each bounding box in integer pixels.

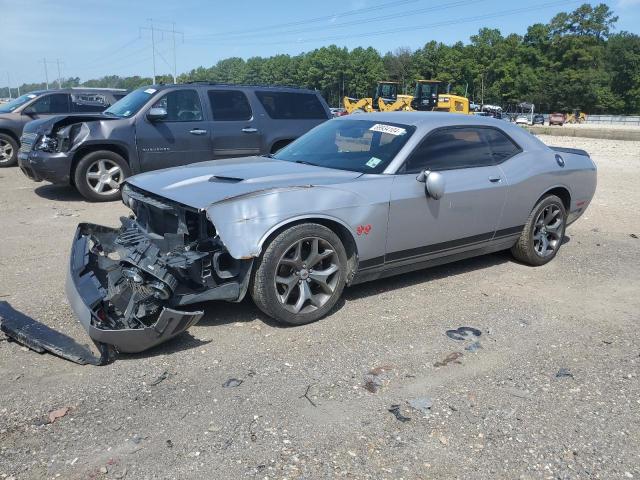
[{"left": 67, "top": 195, "right": 251, "bottom": 353}]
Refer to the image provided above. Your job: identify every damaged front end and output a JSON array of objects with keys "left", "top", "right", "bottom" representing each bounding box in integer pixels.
[{"left": 67, "top": 185, "right": 252, "bottom": 353}]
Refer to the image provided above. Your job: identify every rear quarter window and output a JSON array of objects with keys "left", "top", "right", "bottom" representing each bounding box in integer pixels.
[
  {"left": 71, "top": 93, "right": 110, "bottom": 112},
  {"left": 256, "top": 91, "right": 328, "bottom": 120}
]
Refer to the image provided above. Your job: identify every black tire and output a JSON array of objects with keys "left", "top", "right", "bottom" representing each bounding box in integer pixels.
[
  {"left": 511, "top": 195, "right": 567, "bottom": 266},
  {"left": 250, "top": 223, "right": 348, "bottom": 325},
  {"left": 74, "top": 150, "right": 130, "bottom": 202},
  {"left": 0, "top": 133, "right": 18, "bottom": 167}
]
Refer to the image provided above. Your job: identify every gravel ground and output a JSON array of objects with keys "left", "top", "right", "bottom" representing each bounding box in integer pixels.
[{"left": 1, "top": 135, "right": 639, "bottom": 480}]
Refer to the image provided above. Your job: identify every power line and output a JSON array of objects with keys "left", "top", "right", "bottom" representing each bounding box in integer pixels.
[
  {"left": 140, "top": 19, "right": 183, "bottom": 84},
  {"left": 188, "top": 0, "right": 482, "bottom": 44},
  {"left": 187, "top": 0, "right": 421, "bottom": 40},
  {"left": 213, "top": 0, "right": 581, "bottom": 48}
]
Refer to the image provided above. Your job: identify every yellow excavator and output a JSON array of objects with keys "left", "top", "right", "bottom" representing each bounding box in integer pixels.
[
  {"left": 343, "top": 81, "right": 401, "bottom": 114},
  {"left": 566, "top": 109, "right": 587, "bottom": 124},
  {"left": 378, "top": 80, "right": 470, "bottom": 114}
]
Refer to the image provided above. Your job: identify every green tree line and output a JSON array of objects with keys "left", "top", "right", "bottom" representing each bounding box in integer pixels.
[{"left": 2, "top": 3, "right": 639, "bottom": 113}]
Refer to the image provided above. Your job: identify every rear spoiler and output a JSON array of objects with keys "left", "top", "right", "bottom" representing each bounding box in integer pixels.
[{"left": 550, "top": 146, "right": 589, "bottom": 157}]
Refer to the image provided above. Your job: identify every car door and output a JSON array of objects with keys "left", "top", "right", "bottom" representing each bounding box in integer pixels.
[
  {"left": 135, "top": 88, "right": 212, "bottom": 171},
  {"left": 207, "top": 89, "right": 262, "bottom": 158},
  {"left": 385, "top": 126, "right": 510, "bottom": 267},
  {"left": 23, "top": 93, "right": 70, "bottom": 120}
]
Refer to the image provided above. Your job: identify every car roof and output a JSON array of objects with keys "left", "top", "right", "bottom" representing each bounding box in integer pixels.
[
  {"left": 28, "top": 88, "right": 127, "bottom": 95},
  {"left": 147, "top": 83, "right": 320, "bottom": 94},
  {"left": 335, "top": 111, "right": 510, "bottom": 128}
]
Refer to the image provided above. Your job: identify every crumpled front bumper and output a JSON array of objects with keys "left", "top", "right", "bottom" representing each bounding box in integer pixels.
[{"left": 66, "top": 223, "right": 204, "bottom": 353}]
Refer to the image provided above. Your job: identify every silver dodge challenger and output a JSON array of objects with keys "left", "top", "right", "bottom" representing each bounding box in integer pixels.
[{"left": 66, "top": 112, "right": 597, "bottom": 353}]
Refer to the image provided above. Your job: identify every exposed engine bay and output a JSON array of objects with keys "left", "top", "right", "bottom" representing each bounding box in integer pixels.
[{"left": 66, "top": 184, "right": 252, "bottom": 353}]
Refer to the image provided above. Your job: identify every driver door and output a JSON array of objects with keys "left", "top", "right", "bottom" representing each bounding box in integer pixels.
[
  {"left": 385, "top": 126, "right": 509, "bottom": 267},
  {"left": 135, "top": 88, "right": 212, "bottom": 171}
]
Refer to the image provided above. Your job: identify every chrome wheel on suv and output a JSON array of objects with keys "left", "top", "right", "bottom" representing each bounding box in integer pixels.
[
  {"left": 0, "top": 134, "right": 18, "bottom": 167},
  {"left": 74, "top": 150, "right": 131, "bottom": 202},
  {"left": 86, "top": 159, "right": 124, "bottom": 196}
]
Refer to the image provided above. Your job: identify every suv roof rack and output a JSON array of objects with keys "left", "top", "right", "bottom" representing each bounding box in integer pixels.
[
  {"left": 72, "top": 87, "right": 128, "bottom": 91},
  {"left": 182, "top": 81, "right": 307, "bottom": 90}
]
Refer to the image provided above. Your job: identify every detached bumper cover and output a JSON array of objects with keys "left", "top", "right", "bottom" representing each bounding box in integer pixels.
[{"left": 66, "top": 223, "right": 204, "bottom": 353}]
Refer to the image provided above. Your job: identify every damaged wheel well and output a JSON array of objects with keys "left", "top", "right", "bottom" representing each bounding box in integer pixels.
[
  {"left": 259, "top": 218, "right": 359, "bottom": 282},
  {"left": 71, "top": 144, "right": 129, "bottom": 185}
]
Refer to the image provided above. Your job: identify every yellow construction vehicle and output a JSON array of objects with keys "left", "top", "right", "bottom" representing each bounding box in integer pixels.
[
  {"left": 378, "top": 80, "right": 470, "bottom": 114},
  {"left": 343, "top": 81, "right": 400, "bottom": 114},
  {"left": 566, "top": 109, "right": 587, "bottom": 124}
]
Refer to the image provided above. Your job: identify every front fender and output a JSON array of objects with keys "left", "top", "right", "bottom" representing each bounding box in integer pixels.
[{"left": 205, "top": 183, "right": 390, "bottom": 263}]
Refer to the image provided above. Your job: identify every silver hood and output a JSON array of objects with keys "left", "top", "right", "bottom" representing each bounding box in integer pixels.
[{"left": 126, "top": 156, "right": 363, "bottom": 210}]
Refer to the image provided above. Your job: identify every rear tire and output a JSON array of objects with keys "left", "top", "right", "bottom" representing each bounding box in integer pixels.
[
  {"left": 250, "top": 223, "right": 348, "bottom": 325},
  {"left": 0, "top": 133, "right": 18, "bottom": 167},
  {"left": 511, "top": 195, "right": 567, "bottom": 266},
  {"left": 74, "top": 150, "right": 130, "bottom": 202}
]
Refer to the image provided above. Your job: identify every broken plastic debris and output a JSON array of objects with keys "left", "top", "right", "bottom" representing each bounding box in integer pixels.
[
  {"left": 388, "top": 404, "right": 411, "bottom": 422},
  {"left": 149, "top": 371, "right": 169, "bottom": 386},
  {"left": 223, "top": 378, "right": 243, "bottom": 388},
  {"left": 446, "top": 326, "right": 482, "bottom": 341},
  {"left": 434, "top": 352, "right": 463, "bottom": 368},
  {"left": 48, "top": 406, "right": 70, "bottom": 423},
  {"left": 555, "top": 368, "right": 574, "bottom": 379},
  {"left": 363, "top": 365, "right": 393, "bottom": 393},
  {"left": 408, "top": 397, "right": 433, "bottom": 414},
  {"left": 465, "top": 341, "right": 482, "bottom": 352}
]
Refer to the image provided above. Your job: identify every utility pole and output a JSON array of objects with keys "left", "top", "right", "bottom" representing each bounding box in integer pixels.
[
  {"left": 140, "top": 20, "right": 183, "bottom": 84},
  {"left": 40, "top": 58, "right": 49, "bottom": 89},
  {"left": 6, "top": 73, "right": 11, "bottom": 99},
  {"left": 56, "top": 59, "right": 63, "bottom": 89},
  {"left": 171, "top": 22, "right": 177, "bottom": 83}
]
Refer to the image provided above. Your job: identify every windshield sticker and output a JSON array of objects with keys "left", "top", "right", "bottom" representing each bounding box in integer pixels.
[
  {"left": 27, "top": 94, "right": 37, "bottom": 99},
  {"left": 143, "top": 88, "right": 157, "bottom": 95},
  {"left": 365, "top": 157, "right": 382, "bottom": 169},
  {"left": 369, "top": 124, "right": 407, "bottom": 136}
]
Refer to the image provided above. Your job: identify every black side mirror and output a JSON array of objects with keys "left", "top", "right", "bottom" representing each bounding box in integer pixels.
[
  {"left": 147, "top": 107, "right": 168, "bottom": 122},
  {"left": 23, "top": 107, "right": 36, "bottom": 116}
]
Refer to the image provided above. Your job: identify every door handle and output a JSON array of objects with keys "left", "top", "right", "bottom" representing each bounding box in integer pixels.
[
  {"left": 242, "top": 127, "right": 258, "bottom": 133},
  {"left": 189, "top": 128, "right": 207, "bottom": 135},
  {"left": 488, "top": 176, "right": 502, "bottom": 183}
]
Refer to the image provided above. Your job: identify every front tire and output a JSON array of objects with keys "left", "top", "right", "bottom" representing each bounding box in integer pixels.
[
  {"left": 511, "top": 195, "right": 567, "bottom": 266},
  {"left": 0, "top": 133, "right": 18, "bottom": 167},
  {"left": 250, "top": 223, "right": 348, "bottom": 325},
  {"left": 74, "top": 150, "right": 130, "bottom": 202}
]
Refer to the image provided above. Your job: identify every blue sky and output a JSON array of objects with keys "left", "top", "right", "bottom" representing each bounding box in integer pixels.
[{"left": 1, "top": 0, "right": 639, "bottom": 87}]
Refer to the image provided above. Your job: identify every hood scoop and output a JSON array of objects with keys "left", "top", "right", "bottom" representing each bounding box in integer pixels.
[{"left": 209, "top": 175, "right": 244, "bottom": 183}]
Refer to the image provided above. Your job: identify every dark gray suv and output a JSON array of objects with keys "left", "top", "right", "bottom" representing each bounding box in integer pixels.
[
  {"left": 18, "top": 83, "right": 331, "bottom": 201},
  {"left": 0, "top": 88, "right": 127, "bottom": 167}
]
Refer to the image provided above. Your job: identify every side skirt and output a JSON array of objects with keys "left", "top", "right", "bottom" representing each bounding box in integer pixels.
[{"left": 351, "top": 236, "right": 518, "bottom": 285}]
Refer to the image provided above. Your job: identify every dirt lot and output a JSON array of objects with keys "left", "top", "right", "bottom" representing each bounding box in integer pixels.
[{"left": 1, "top": 135, "right": 639, "bottom": 480}]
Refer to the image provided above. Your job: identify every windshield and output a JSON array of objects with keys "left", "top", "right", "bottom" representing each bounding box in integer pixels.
[
  {"left": 0, "top": 93, "right": 40, "bottom": 113},
  {"left": 273, "top": 119, "right": 416, "bottom": 174},
  {"left": 104, "top": 87, "right": 157, "bottom": 118}
]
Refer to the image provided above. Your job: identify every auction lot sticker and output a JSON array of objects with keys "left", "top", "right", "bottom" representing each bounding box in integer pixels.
[{"left": 369, "top": 124, "right": 407, "bottom": 136}]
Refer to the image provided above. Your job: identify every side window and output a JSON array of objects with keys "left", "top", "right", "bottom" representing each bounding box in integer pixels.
[
  {"left": 403, "top": 127, "right": 497, "bottom": 173},
  {"left": 481, "top": 128, "right": 521, "bottom": 162},
  {"left": 151, "top": 89, "right": 203, "bottom": 122},
  {"left": 30, "top": 94, "right": 70, "bottom": 114},
  {"left": 71, "top": 93, "right": 109, "bottom": 112},
  {"left": 256, "top": 91, "right": 328, "bottom": 119},
  {"left": 207, "top": 90, "right": 252, "bottom": 121}
]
